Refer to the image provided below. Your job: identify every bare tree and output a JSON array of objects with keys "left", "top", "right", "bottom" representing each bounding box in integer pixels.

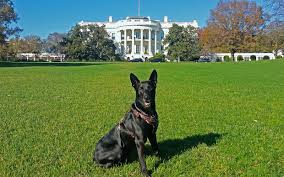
[
  {"left": 200, "top": 0, "right": 266, "bottom": 61},
  {"left": 265, "top": 0, "right": 284, "bottom": 24},
  {"left": 263, "top": 0, "right": 284, "bottom": 56}
]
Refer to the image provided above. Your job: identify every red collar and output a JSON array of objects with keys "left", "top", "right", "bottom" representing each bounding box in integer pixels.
[{"left": 131, "top": 103, "right": 157, "bottom": 127}]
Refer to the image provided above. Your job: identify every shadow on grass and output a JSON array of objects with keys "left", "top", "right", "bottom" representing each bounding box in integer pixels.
[
  {"left": 92, "top": 133, "right": 223, "bottom": 175},
  {"left": 0, "top": 62, "right": 110, "bottom": 67},
  {"left": 147, "top": 132, "right": 223, "bottom": 173}
]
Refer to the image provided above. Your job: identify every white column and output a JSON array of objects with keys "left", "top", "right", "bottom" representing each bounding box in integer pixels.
[
  {"left": 124, "top": 29, "right": 127, "bottom": 54},
  {"left": 149, "top": 29, "right": 152, "bottom": 55},
  {"left": 140, "top": 29, "right": 144, "bottom": 55},
  {"left": 132, "top": 29, "right": 135, "bottom": 55},
  {"left": 154, "top": 30, "right": 157, "bottom": 54}
]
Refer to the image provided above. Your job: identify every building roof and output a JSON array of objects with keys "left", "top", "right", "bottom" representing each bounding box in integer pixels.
[{"left": 126, "top": 16, "right": 149, "bottom": 20}]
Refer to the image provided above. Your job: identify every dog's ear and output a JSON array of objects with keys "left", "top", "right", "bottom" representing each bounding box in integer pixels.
[
  {"left": 149, "top": 69, "right": 157, "bottom": 85},
  {"left": 130, "top": 73, "right": 140, "bottom": 88}
]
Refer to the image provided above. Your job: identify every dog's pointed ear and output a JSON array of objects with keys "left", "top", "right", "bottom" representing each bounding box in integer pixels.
[
  {"left": 130, "top": 73, "right": 140, "bottom": 88},
  {"left": 149, "top": 69, "right": 157, "bottom": 85}
]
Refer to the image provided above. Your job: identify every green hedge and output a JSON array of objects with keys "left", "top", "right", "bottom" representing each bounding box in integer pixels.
[
  {"left": 224, "top": 55, "right": 231, "bottom": 62},
  {"left": 237, "top": 55, "right": 244, "bottom": 61},
  {"left": 148, "top": 53, "right": 166, "bottom": 62},
  {"left": 263, "top": 55, "right": 270, "bottom": 60}
]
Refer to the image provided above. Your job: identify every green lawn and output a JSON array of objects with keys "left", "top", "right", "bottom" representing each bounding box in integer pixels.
[{"left": 0, "top": 61, "right": 283, "bottom": 176}]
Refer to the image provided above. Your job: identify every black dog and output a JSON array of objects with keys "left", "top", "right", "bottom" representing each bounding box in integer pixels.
[{"left": 93, "top": 70, "right": 159, "bottom": 176}]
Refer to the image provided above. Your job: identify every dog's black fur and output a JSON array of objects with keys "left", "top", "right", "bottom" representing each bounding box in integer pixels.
[{"left": 93, "top": 70, "right": 159, "bottom": 176}]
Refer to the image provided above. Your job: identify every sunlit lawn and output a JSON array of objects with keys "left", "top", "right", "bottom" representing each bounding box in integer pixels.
[{"left": 0, "top": 60, "right": 283, "bottom": 176}]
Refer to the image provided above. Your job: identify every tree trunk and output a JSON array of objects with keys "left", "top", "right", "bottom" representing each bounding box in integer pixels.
[
  {"left": 231, "top": 52, "right": 235, "bottom": 62},
  {"left": 230, "top": 48, "right": 236, "bottom": 62}
]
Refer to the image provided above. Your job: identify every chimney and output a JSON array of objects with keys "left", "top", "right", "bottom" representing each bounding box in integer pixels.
[
  {"left": 108, "top": 16, "right": 113, "bottom": 22},
  {"left": 164, "top": 16, "right": 168, "bottom": 23}
]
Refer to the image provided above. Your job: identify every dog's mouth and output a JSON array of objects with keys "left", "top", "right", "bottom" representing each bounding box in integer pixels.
[{"left": 144, "top": 100, "right": 151, "bottom": 107}]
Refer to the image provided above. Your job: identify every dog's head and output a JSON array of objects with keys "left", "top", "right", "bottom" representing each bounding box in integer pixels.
[{"left": 130, "top": 70, "right": 157, "bottom": 109}]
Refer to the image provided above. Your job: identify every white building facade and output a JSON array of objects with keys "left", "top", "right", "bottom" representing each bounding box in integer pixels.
[
  {"left": 214, "top": 53, "right": 276, "bottom": 61},
  {"left": 79, "top": 16, "right": 198, "bottom": 61}
]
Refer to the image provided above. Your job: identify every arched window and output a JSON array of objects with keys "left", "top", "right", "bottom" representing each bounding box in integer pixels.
[{"left": 250, "top": 55, "right": 256, "bottom": 61}]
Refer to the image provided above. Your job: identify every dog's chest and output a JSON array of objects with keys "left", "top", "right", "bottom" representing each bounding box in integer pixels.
[{"left": 138, "top": 117, "right": 158, "bottom": 137}]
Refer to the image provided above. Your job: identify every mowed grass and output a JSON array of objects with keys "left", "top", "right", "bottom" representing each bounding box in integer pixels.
[{"left": 0, "top": 61, "right": 283, "bottom": 176}]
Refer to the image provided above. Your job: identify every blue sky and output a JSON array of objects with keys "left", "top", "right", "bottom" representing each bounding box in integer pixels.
[{"left": 13, "top": 0, "right": 264, "bottom": 39}]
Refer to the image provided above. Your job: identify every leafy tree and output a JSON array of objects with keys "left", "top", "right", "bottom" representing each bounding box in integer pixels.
[
  {"left": 199, "top": 25, "right": 226, "bottom": 53},
  {"left": 9, "top": 35, "right": 42, "bottom": 54},
  {"left": 199, "top": 0, "right": 266, "bottom": 61},
  {"left": 0, "top": 0, "right": 22, "bottom": 59},
  {"left": 62, "top": 24, "right": 117, "bottom": 61},
  {"left": 23, "top": 35, "right": 42, "bottom": 53},
  {"left": 163, "top": 24, "right": 201, "bottom": 61},
  {"left": 43, "top": 32, "right": 66, "bottom": 54},
  {"left": 7, "top": 37, "right": 21, "bottom": 57}
]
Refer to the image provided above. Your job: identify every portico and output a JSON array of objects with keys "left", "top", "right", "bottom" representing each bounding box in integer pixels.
[
  {"left": 115, "top": 17, "right": 162, "bottom": 61},
  {"left": 120, "top": 28, "right": 160, "bottom": 59}
]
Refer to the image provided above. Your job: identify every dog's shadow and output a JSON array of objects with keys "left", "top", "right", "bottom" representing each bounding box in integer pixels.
[{"left": 145, "top": 132, "right": 223, "bottom": 170}]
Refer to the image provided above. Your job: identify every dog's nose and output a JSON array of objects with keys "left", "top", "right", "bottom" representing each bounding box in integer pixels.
[{"left": 144, "top": 98, "right": 151, "bottom": 103}]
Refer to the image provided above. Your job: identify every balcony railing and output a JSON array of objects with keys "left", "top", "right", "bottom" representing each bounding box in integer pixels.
[{"left": 121, "top": 36, "right": 154, "bottom": 40}]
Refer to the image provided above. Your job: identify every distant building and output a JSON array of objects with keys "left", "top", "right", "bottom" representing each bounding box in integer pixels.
[
  {"left": 79, "top": 16, "right": 198, "bottom": 61},
  {"left": 16, "top": 53, "right": 65, "bottom": 62},
  {"left": 214, "top": 53, "right": 276, "bottom": 61}
]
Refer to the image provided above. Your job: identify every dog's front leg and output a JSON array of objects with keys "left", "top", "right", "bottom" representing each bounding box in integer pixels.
[
  {"left": 135, "top": 137, "right": 150, "bottom": 177},
  {"left": 148, "top": 133, "right": 159, "bottom": 156}
]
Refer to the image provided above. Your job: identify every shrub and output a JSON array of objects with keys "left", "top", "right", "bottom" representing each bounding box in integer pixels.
[
  {"left": 149, "top": 53, "right": 166, "bottom": 62},
  {"left": 216, "top": 58, "right": 222, "bottom": 62},
  {"left": 276, "top": 56, "right": 283, "bottom": 59},
  {"left": 250, "top": 55, "right": 256, "bottom": 61},
  {"left": 263, "top": 55, "right": 270, "bottom": 60},
  {"left": 190, "top": 56, "right": 200, "bottom": 62},
  {"left": 237, "top": 55, "right": 244, "bottom": 61},
  {"left": 224, "top": 55, "right": 231, "bottom": 62}
]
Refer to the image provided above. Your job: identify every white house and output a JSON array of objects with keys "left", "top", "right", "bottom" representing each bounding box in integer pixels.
[{"left": 79, "top": 16, "right": 198, "bottom": 61}]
